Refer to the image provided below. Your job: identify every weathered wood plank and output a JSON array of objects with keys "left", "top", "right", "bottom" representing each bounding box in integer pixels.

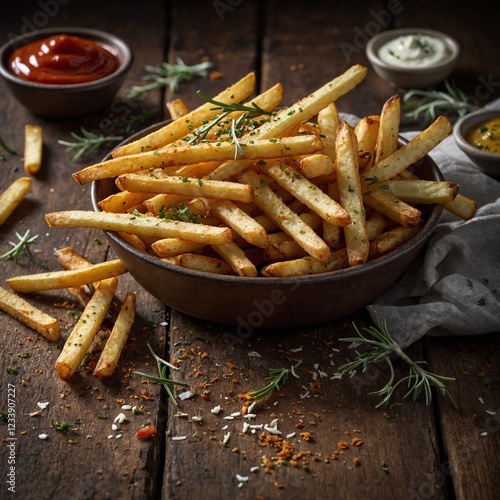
[{"left": 0, "top": 1, "right": 168, "bottom": 498}]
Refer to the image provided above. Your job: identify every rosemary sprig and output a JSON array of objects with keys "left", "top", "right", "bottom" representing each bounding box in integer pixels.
[
  {"left": 0, "top": 230, "right": 48, "bottom": 269},
  {"left": 339, "top": 317, "right": 457, "bottom": 409},
  {"left": 248, "top": 360, "right": 302, "bottom": 401},
  {"left": 58, "top": 128, "right": 123, "bottom": 162},
  {"left": 128, "top": 57, "right": 213, "bottom": 99},
  {"left": 186, "top": 91, "right": 274, "bottom": 146},
  {"left": 0, "top": 135, "right": 17, "bottom": 155},
  {"left": 133, "top": 343, "right": 188, "bottom": 406},
  {"left": 401, "top": 79, "right": 478, "bottom": 126},
  {"left": 158, "top": 202, "right": 201, "bottom": 223}
]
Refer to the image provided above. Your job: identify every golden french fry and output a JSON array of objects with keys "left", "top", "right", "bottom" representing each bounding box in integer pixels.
[
  {"left": 379, "top": 179, "right": 458, "bottom": 204},
  {"left": 298, "top": 154, "right": 335, "bottom": 178},
  {"left": 0, "top": 285, "right": 60, "bottom": 340},
  {"left": 176, "top": 253, "right": 235, "bottom": 275},
  {"left": 7, "top": 259, "right": 126, "bottom": 293},
  {"left": 211, "top": 241, "right": 258, "bottom": 277},
  {"left": 0, "top": 177, "right": 32, "bottom": 226},
  {"left": 166, "top": 98, "right": 190, "bottom": 120},
  {"left": 98, "top": 191, "right": 154, "bottom": 213},
  {"left": 373, "top": 95, "right": 400, "bottom": 166},
  {"left": 151, "top": 238, "right": 206, "bottom": 257},
  {"left": 24, "top": 125, "right": 43, "bottom": 174},
  {"left": 116, "top": 174, "right": 255, "bottom": 204},
  {"left": 262, "top": 248, "right": 348, "bottom": 277},
  {"left": 335, "top": 123, "right": 369, "bottom": 266},
  {"left": 355, "top": 115, "right": 379, "bottom": 171},
  {"left": 94, "top": 292, "right": 136, "bottom": 378},
  {"left": 238, "top": 170, "right": 331, "bottom": 262},
  {"left": 113, "top": 72, "right": 257, "bottom": 157},
  {"left": 363, "top": 116, "right": 452, "bottom": 182},
  {"left": 73, "top": 134, "right": 323, "bottom": 184},
  {"left": 55, "top": 277, "right": 118, "bottom": 380},
  {"left": 259, "top": 161, "right": 351, "bottom": 227},
  {"left": 246, "top": 64, "right": 367, "bottom": 140},
  {"left": 210, "top": 199, "right": 268, "bottom": 248},
  {"left": 118, "top": 232, "right": 149, "bottom": 252},
  {"left": 369, "top": 225, "right": 422, "bottom": 258},
  {"left": 362, "top": 180, "right": 422, "bottom": 226},
  {"left": 45, "top": 210, "right": 233, "bottom": 245},
  {"left": 317, "top": 102, "right": 340, "bottom": 162}
]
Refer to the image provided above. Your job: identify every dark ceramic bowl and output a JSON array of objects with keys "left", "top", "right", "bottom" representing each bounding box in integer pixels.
[
  {"left": 0, "top": 27, "right": 133, "bottom": 118},
  {"left": 91, "top": 124, "right": 444, "bottom": 328},
  {"left": 453, "top": 109, "right": 500, "bottom": 178},
  {"left": 366, "top": 28, "right": 460, "bottom": 88}
]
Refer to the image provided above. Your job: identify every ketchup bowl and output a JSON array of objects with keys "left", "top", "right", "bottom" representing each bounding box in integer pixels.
[{"left": 0, "top": 27, "right": 133, "bottom": 118}]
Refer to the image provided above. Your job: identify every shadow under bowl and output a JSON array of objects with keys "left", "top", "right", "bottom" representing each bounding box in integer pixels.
[
  {"left": 91, "top": 124, "right": 443, "bottom": 328},
  {"left": 0, "top": 27, "right": 133, "bottom": 118}
]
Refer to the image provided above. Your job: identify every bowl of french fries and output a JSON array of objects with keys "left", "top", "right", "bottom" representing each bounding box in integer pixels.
[{"left": 45, "top": 66, "right": 476, "bottom": 327}]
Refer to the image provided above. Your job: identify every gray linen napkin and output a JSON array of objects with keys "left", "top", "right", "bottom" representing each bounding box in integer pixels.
[{"left": 364, "top": 102, "right": 500, "bottom": 349}]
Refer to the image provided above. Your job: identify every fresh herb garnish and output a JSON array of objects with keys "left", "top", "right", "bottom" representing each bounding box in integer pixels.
[
  {"left": 339, "top": 317, "right": 457, "bottom": 409},
  {"left": 127, "top": 57, "right": 213, "bottom": 99},
  {"left": 0, "top": 230, "right": 48, "bottom": 269},
  {"left": 58, "top": 128, "right": 124, "bottom": 162},
  {"left": 248, "top": 360, "right": 302, "bottom": 401},
  {"left": 400, "top": 79, "right": 478, "bottom": 126},
  {"left": 0, "top": 135, "right": 17, "bottom": 159},
  {"left": 133, "top": 343, "right": 188, "bottom": 406},
  {"left": 5, "top": 366, "right": 18, "bottom": 374},
  {"left": 159, "top": 203, "right": 201, "bottom": 223},
  {"left": 51, "top": 420, "right": 70, "bottom": 431}
]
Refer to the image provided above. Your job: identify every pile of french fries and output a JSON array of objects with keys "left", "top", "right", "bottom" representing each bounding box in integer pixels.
[
  {"left": 0, "top": 64, "right": 478, "bottom": 381},
  {"left": 46, "top": 64, "right": 475, "bottom": 278}
]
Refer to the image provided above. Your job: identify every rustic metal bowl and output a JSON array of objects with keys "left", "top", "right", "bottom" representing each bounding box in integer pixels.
[
  {"left": 366, "top": 28, "right": 460, "bottom": 88},
  {"left": 91, "top": 123, "right": 443, "bottom": 328},
  {"left": 453, "top": 109, "right": 500, "bottom": 178},
  {"left": 0, "top": 27, "right": 133, "bottom": 118}
]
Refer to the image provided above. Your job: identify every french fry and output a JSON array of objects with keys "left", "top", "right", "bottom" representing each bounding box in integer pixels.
[
  {"left": 24, "top": 125, "right": 43, "bottom": 174},
  {"left": 0, "top": 177, "right": 32, "bottom": 226},
  {"left": 176, "top": 253, "right": 235, "bottom": 275},
  {"left": 363, "top": 116, "right": 452, "bottom": 182},
  {"left": 113, "top": 72, "right": 257, "bottom": 157},
  {"left": 259, "top": 161, "right": 351, "bottom": 227},
  {"left": 317, "top": 102, "right": 340, "bottom": 162},
  {"left": 211, "top": 241, "right": 258, "bottom": 277},
  {"left": 46, "top": 210, "right": 233, "bottom": 245},
  {"left": 116, "top": 174, "right": 255, "bottom": 204},
  {"left": 369, "top": 225, "right": 422, "bottom": 258},
  {"left": 166, "top": 98, "right": 190, "bottom": 120},
  {"left": 379, "top": 179, "right": 458, "bottom": 204},
  {"left": 93, "top": 292, "right": 136, "bottom": 378},
  {"left": 6, "top": 259, "right": 126, "bottom": 293},
  {"left": 335, "top": 123, "right": 369, "bottom": 266},
  {"left": 0, "top": 285, "right": 60, "bottom": 340},
  {"left": 73, "top": 134, "right": 323, "bottom": 184},
  {"left": 98, "top": 191, "right": 155, "bottom": 213},
  {"left": 355, "top": 115, "right": 379, "bottom": 170},
  {"left": 55, "top": 277, "right": 118, "bottom": 380},
  {"left": 238, "top": 170, "right": 331, "bottom": 262},
  {"left": 151, "top": 238, "right": 206, "bottom": 257},
  {"left": 298, "top": 154, "right": 335, "bottom": 178},
  {"left": 373, "top": 95, "right": 400, "bottom": 166},
  {"left": 210, "top": 199, "right": 269, "bottom": 248}
]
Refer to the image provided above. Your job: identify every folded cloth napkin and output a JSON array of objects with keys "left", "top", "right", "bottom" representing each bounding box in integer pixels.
[{"left": 365, "top": 100, "right": 500, "bottom": 349}]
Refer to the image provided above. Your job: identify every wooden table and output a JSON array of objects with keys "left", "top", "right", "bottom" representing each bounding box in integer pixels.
[{"left": 1, "top": 1, "right": 499, "bottom": 499}]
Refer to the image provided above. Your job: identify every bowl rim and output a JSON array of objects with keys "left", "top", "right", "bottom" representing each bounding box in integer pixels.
[
  {"left": 91, "top": 120, "right": 444, "bottom": 287},
  {"left": 453, "top": 109, "right": 500, "bottom": 162},
  {"left": 0, "top": 26, "right": 133, "bottom": 91},
  {"left": 366, "top": 27, "right": 460, "bottom": 75}
]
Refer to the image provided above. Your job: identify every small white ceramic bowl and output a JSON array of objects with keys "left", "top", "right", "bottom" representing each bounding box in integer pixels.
[
  {"left": 366, "top": 28, "right": 460, "bottom": 88},
  {"left": 453, "top": 109, "right": 500, "bottom": 178}
]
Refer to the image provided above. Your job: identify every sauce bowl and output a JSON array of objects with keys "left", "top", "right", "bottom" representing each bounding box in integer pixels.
[
  {"left": 0, "top": 27, "right": 133, "bottom": 118},
  {"left": 91, "top": 123, "right": 444, "bottom": 328},
  {"left": 366, "top": 28, "right": 460, "bottom": 88},
  {"left": 453, "top": 109, "right": 500, "bottom": 178}
]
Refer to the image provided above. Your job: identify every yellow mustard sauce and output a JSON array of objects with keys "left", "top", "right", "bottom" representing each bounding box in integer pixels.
[{"left": 466, "top": 117, "right": 500, "bottom": 154}]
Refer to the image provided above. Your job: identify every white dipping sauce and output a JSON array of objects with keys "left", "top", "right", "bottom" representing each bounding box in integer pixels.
[{"left": 378, "top": 34, "right": 450, "bottom": 68}]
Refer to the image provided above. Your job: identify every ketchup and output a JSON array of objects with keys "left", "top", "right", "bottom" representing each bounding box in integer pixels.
[{"left": 8, "top": 34, "right": 119, "bottom": 85}]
